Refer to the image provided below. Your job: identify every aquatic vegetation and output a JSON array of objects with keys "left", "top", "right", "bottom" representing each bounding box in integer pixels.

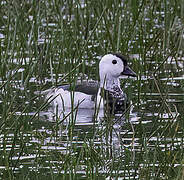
[{"left": 0, "top": 0, "right": 183, "bottom": 179}]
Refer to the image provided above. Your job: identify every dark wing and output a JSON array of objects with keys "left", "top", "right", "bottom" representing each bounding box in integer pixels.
[{"left": 57, "top": 80, "right": 99, "bottom": 95}]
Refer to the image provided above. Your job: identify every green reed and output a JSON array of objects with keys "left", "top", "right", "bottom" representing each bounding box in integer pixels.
[{"left": 0, "top": 0, "right": 183, "bottom": 179}]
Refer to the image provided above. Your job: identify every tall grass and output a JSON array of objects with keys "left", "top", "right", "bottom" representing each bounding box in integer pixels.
[{"left": 0, "top": 0, "right": 183, "bottom": 179}]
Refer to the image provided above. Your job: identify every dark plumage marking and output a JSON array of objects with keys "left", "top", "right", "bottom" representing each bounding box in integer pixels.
[
  {"left": 112, "top": 53, "right": 128, "bottom": 66},
  {"left": 100, "top": 87, "right": 129, "bottom": 114},
  {"left": 57, "top": 81, "right": 99, "bottom": 95}
]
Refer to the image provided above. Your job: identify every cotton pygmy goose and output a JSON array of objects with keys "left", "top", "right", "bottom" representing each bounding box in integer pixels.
[{"left": 43, "top": 53, "right": 136, "bottom": 114}]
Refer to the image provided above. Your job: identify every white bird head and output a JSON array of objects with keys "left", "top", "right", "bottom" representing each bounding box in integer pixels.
[{"left": 99, "top": 53, "right": 136, "bottom": 90}]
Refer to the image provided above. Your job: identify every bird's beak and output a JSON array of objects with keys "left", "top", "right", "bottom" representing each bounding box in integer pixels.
[{"left": 121, "top": 66, "right": 137, "bottom": 77}]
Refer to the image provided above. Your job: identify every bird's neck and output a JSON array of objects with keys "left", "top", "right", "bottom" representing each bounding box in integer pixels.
[{"left": 100, "top": 77, "right": 121, "bottom": 92}]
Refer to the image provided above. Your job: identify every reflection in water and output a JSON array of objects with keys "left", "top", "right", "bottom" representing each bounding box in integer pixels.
[
  {"left": 37, "top": 104, "right": 137, "bottom": 158},
  {"left": 43, "top": 106, "right": 97, "bottom": 124}
]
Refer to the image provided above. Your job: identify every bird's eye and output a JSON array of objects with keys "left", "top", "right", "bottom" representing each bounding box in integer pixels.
[{"left": 112, "top": 60, "right": 117, "bottom": 64}]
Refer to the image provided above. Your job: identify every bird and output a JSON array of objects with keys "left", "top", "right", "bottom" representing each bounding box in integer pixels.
[{"left": 43, "top": 53, "right": 136, "bottom": 115}]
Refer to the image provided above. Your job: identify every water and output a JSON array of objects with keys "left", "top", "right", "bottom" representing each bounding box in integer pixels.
[
  {"left": 0, "top": 1, "right": 184, "bottom": 179},
  {"left": 1, "top": 57, "right": 183, "bottom": 178}
]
